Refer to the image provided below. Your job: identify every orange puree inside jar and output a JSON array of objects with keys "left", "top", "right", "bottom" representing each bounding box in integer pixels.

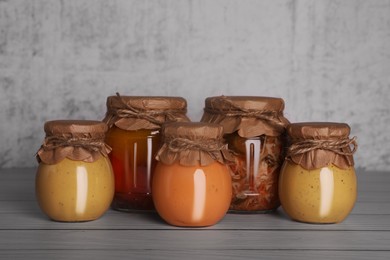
[
  {"left": 36, "top": 157, "right": 114, "bottom": 222},
  {"left": 279, "top": 163, "right": 357, "bottom": 224},
  {"left": 152, "top": 162, "right": 232, "bottom": 227}
]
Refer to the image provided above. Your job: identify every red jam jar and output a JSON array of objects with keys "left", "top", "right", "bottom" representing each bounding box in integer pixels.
[
  {"left": 103, "top": 94, "right": 190, "bottom": 211},
  {"left": 152, "top": 122, "right": 232, "bottom": 227},
  {"left": 201, "top": 96, "right": 289, "bottom": 213},
  {"left": 35, "top": 120, "right": 114, "bottom": 222}
]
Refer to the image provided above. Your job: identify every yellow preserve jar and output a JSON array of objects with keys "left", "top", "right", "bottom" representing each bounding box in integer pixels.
[
  {"left": 201, "top": 96, "right": 289, "bottom": 213},
  {"left": 279, "top": 122, "right": 358, "bottom": 224},
  {"left": 35, "top": 120, "right": 114, "bottom": 222},
  {"left": 152, "top": 122, "right": 232, "bottom": 227},
  {"left": 103, "top": 94, "right": 190, "bottom": 211}
]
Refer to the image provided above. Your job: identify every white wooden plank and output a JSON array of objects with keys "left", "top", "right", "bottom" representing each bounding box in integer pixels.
[
  {"left": 0, "top": 250, "right": 389, "bottom": 260},
  {"left": 0, "top": 230, "right": 389, "bottom": 251},
  {"left": 0, "top": 210, "right": 389, "bottom": 231}
]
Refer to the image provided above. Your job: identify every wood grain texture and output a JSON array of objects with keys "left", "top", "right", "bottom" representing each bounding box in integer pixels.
[{"left": 0, "top": 168, "right": 390, "bottom": 259}]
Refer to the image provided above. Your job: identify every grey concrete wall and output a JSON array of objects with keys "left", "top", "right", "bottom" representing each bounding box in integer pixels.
[{"left": 0, "top": 0, "right": 389, "bottom": 170}]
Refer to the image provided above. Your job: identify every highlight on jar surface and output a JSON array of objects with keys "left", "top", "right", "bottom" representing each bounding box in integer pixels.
[
  {"left": 103, "top": 93, "right": 190, "bottom": 212},
  {"left": 35, "top": 120, "right": 115, "bottom": 222},
  {"left": 279, "top": 122, "right": 358, "bottom": 224},
  {"left": 201, "top": 96, "right": 289, "bottom": 213},
  {"left": 152, "top": 122, "right": 233, "bottom": 227}
]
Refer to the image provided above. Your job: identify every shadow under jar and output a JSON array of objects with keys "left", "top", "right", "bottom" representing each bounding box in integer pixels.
[
  {"left": 279, "top": 122, "right": 358, "bottom": 224},
  {"left": 152, "top": 122, "right": 233, "bottom": 227},
  {"left": 103, "top": 94, "right": 190, "bottom": 211},
  {"left": 35, "top": 120, "right": 114, "bottom": 222},
  {"left": 201, "top": 96, "right": 289, "bottom": 213}
]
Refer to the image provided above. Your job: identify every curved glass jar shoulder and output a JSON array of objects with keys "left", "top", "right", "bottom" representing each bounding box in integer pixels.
[
  {"left": 152, "top": 162, "right": 232, "bottom": 227},
  {"left": 36, "top": 157, "right": 115, "bottom": 222},
  {"left": 105, "top": 126, "right": 161, "bottom": 211},
  {"left": 279, "top": 161, "right": 357, "bottom": 224},
  {"left": 225, "top": 133, "right": 284, "bottom": 213}
]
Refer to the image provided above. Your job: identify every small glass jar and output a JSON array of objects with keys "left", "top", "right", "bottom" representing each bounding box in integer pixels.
[
  {"left": 201, "top": 96, "right": 289, "bottom": 213},
  {"left": 35, "top": 120, "right": 114, "bottom": 222},
  {"left": 279, "top": 122, "right": 358, "bottom": 224},
  {"left": 103, "top": 94, "right": 190, "bottom": 211},
  {"left": 152, "top": 122, "right": 232, "bottom": 227}
]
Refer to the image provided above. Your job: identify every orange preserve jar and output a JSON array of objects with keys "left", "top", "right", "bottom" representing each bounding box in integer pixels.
[
  {"left": 201, "top": 96, "right": 289, "bottom": 213},
  {"left": 152, "top": 122, "right": 233, "bottom": 227},
  {"left": 279, "top": 122, "right": 358, "bottom": 224},
  {"left": 35, "top": 120, "right": 114, "bottom": 222},
  {"left": 103, "top": 94, "right": 190, "bottom": 211}
]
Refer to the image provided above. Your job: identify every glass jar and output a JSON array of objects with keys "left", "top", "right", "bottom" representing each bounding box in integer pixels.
[
  {"left": 279, "top": 122, "right": 358, "bottom": 224},
  {"left": 201, "top": 96, "right": 289, "bottom": 213},
  {"left": 35, "top": 120, "right": 114, "bottom": 222},
  {"left": 152, "top": 122, "right": 232, "bottom": 227},
  {"left": 103, "top": 94, "right": 190, "bottom": 211}
]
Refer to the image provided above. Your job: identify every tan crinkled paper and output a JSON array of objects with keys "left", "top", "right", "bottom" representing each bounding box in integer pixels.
[
  {"left": 36, "top": 120, "right": 112, "bottom": 164},
  {"left": 103, "top": 93, "right": 190, "bottom": 131},
  {"left": 201, "top": 96, "right": 290, "bottom": 138},
  {"left": 286, "top": 122, "right": 357, "bottom": 170},
  {"left": 155, "top": 122, "right": 234, "bottom": 167}
]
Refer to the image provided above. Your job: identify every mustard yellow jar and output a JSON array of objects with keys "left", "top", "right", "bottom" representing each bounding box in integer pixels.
[
  {"left": 35, "top": 120, "right": 114, "bottom": 222},
  {"left": 279, "top": 122, "right": 358, "bottom": 224},
  {"left": 103, "top": 94, "right": 190, "bottom": 211},
  {"left": 153, "top": 122, "right": 232, "bottom": 227},
  {"left": 201, "top": 96, "right": 289, "bottom": 213}
]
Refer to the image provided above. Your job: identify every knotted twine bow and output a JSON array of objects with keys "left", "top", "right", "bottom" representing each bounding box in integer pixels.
[
  {"left": 204, "top": 96, "right": 287, "bottom": 131},
  {"left": 39, "top": 135, "right": 112, "bottom": 155},
  {"left": 104, "top": 93, "right": 186, "bottom": 127},
  {"left": 287, "top": 136, "right": 358, "bottom": 157}
]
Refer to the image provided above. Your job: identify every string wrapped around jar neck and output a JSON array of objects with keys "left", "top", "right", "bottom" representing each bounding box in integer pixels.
[
  {"left": 201, "top": 96, "right": 289, "bottom": 138},
  {"left": 103, "top": 93, "right": 190, "bottom": 130},
  {"left": 36, "top": 120, "right": 111, "bottom": 164},
  {"left": 155, "top": 122, "right": 234, "bottom": 166},
  {"left": 285, "top": 122, "right": 357, "bottom": 170}
]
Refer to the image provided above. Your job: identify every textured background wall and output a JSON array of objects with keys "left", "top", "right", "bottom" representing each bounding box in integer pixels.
[{"left": 0, "top": 0, "right": 389, "bottom": 170}]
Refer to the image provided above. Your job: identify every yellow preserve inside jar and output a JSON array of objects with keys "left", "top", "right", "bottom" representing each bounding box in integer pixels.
[
  {"left": 36, "top": 157, "right": 114, "bottom": 222},
  {"left": 279, "top": 163, "right": 356, "bottom": 223},
  {"left": 35, "top": 120, "right": 115, "bottom": 222},
  {"left": 279, "top": 122, "right": 358, "bottom": 224}
]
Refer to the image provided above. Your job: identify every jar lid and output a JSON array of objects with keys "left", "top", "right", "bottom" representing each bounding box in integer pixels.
[
  {"left": 103, "top": 93, "right": 189, "bottom": 130},
  {"left": 155, "top": 122, "right": 233, "bottom": 166},
  {"left": 36, "top": 120, "right": 111, "bottom": 164},
  {"left": 286, "top": 122, "right": 357, "bottom": 170},
  {"left": 201, "top": 96, "right": 289, "bottom": 138}
]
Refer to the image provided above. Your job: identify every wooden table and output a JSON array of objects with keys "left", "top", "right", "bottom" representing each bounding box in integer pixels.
[{"left": 0, "top": 168, "right": 389, "bottom": 259}]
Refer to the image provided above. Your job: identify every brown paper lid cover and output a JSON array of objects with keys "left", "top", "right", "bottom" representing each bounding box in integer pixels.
[
  {"left": 103, "top": 94, "right": 189, "bottom": 130},
  {"left": 201, "top": 96, "right": 289, "bottom": 138},
  {"left": 286, "top": 122, "right": 357, "bottom": 170},
  {"left": 36, "top": 120, "right": 111, "bottom": 164},
  {"left": 155, "top": 122, "right": 233, "bottom": 166}
]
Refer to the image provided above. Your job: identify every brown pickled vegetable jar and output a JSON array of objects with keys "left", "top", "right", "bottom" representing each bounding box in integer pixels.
[
  {"left": 35, "top": 120, "right": 114, "bottom": 222},
  {"left": 201, "top": 96, "right": 289, "bottom": 213},
  {"left": 153, "top": 122, "right": 232, "bottom": 227},
  {"left": 279, "top": 122, "right": 358, "bottom": 224},
  {"left": 103, "top": 94, "right": 190, "bottom": 211}
]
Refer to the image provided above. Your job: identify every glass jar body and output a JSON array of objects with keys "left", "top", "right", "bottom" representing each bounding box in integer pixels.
[
  {"left": 279, "top": 161, "right": 357, "bottom": 224},
  {"left": 152, "top": 162, "right": 232, "bottom": 227},
  {"left": 105, "top": 126, "right": 160, "bottom": 211},
  {"left": 225, "top": 132, "right": 284, "bottom": 213},
  {"left": 36, "top": 157, "right": 114, "bottom": 222}
]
